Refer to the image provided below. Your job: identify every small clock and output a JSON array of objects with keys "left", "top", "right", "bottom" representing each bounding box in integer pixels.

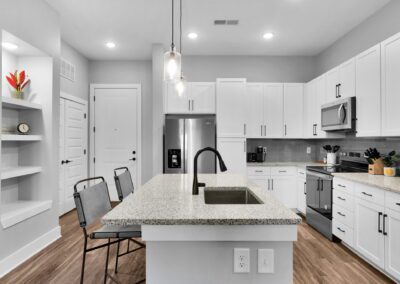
[{"left": 17, "top": 123, "right": 30, "bottom": 135}]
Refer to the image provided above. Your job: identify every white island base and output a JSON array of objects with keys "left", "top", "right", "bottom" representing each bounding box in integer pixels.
[{"left": 143, "top": 224, "right": 297, "bottom": 284}]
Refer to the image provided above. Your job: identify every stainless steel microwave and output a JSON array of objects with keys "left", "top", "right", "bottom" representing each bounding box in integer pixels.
[{"left": 321, "top": 97, "right": 356, "bottom": 132}]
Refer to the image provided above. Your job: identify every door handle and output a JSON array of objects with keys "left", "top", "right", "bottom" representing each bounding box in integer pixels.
[
  {"left": 261, "top": 125, "right": 263, "bottom": 136},
  {"left": 65, "top": 160, "right": 72, "bottom": 164},
  {"left": 132, "top": 151, "right": 136, "bottom": 154},
  {"left": 61, "top": 160, "right": 65, "bottom": 165},
  {"left": 378, "top": 212, "right": 383, "bottom": 233},
  {"left": 337, "top": 196, "right": 346, "bottom": 201},
  {"left": 337, "top": 227, "right": 345, "bottom": 233},
  {"left": 396, "top": 203, "right": 400, "bottom": 206},
  {"left": 337, "top": 212, "right": 346, "bottom": 217},
  {"left": 362, "top": 191, "right": 373, "bottom": 197},
  {"left": 188, "top": 100, "right": 191, "bottom": 111},
  {"left": 129, "top": 157, "right": 136, "bottom": 161},
  {"left": 338, "top": 83, "right": 342, "bottom": 98},
  {"left": 271, "top": 179, "right": 274, "bottom": 190},
  {"left": 264, "top": 125, "right": 266, "bottom": 136},
  {"left": 304, "top": 182, "right": 306, "bottom": 195},
  {"left": 284, "top": 124, "right": 287, "bottom": 136},
  {"left": 267, "top": 179, "right": 270, "bottom": 190},
  {"left": 383, "top": 214, "right": 388, "bottom": 236}
]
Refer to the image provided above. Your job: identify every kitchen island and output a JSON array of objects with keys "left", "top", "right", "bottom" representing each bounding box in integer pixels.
[{"left": 103, "top": 174, "right": 301, "bottom": 284}]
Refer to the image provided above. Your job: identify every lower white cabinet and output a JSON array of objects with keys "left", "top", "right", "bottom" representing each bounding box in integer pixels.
[
  {"left": 354, "top": 197, "right": 385, "bottom": 269},
  {"left": 297, "top": 175, "right": 306, "bottom": 214},
  {"left": 385, "top": 208, "right": 400, "bottom": 280},
  {"left": 217, "top": 138, "right": 246, "bottom": 174}
]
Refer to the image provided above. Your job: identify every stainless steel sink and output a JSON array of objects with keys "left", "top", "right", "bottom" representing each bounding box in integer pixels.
[{"left": 204, "top": 187, "right": 263, "bottom": 204}]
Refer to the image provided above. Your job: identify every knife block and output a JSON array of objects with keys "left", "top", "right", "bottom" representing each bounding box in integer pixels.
[{"left": 368, "top": 158, "right": 384, "bottom": 175}]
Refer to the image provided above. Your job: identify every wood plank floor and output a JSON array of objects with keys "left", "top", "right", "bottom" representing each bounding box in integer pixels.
[{"left": 1, "top": 211, "right": 394, "bottom": 284}]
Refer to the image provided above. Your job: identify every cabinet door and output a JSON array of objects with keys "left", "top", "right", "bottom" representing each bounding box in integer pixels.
[
  {"left": 297, "top": 178, "right": 307, "bottom": 214},
  {"left": 190, "top": 82, "right": 215, "bottom": 114},
  {"left": 164, "top": 82, "right": 190, "bottom": 114},
  {"left": 264, "top": 83, "right": 284, "bottom": 138},
  {"left": 354, "top": 198, "right": 385, "bottom": 269},
  {"left": 385, "top": 209, "right": 400, "bottom": 280},
  {"left": 216, "top": 79, "right": 246, "bottom": 137},
  {"left": 245, "top": 83, "right": 264, "bottom": 138},
  {"left": 325, "top": 67, "right": 340, "bottom": 102},
  {"left": 339, "top": 58, "right": 356, "bottom": 99},
  {"left": 270, "top": 176, "right": 297, "bottom": 209},
  {"left": 314, "top": 76, "right": 327, "bottom": 137},
  {"left": 217, "top": 138, "right": 246, "bottom": 175},
  {"left": 303, "top": 81, "right": 315, "bottom": 138},
  {"left": 283, "top": 83, "right": 303, "bottom": 138},
  {"left": 381, "top": 32, "right": 400, "bottom": 136},
  {"left": 248, "top": 176, "right": 269, "bottom": 196},
  {"left": 356, "top": 45, "right": 381, "bottom": 137}
]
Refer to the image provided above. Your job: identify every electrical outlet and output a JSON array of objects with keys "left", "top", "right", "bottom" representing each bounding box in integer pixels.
[
  {"left": 306, "top": 146, "right": 311, "bottom": 154},
  {"left": 234, "top": 248, "right": 250, "bottom": 273},
  {"left": 258, "top": 249, "right": 274, "bottom": 274}
]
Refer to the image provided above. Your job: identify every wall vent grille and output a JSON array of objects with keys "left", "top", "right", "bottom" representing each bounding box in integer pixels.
[{"left": 60, "top": 58, "right": 75, "bottom": 82}]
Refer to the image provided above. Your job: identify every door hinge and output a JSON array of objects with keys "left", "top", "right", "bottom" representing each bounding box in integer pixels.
[
  {"left": 93, "top": 126, "right": 96, "bottom": 132},
  {"left": 84, "top": 113, "right": 87, "bottom": 119},
  {"left": 93, "top": 157, "right": 96, "bottom": 163},
  {"left": 84, "top": 149, "right": 86, "bottom": 155},
  {"left": 93, "top": 96, "right": 96, "bottom": 102}
]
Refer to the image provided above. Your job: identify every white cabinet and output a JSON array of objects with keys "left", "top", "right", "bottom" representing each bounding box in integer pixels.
[
  {"left": 245, "top": 83, "right": 264, "bottom": 138},
  {"left": 264, "top": 83, "right": 284, "bottom": 138},
  {"left": 356, "top": 45, "right": 382, "bottom": 137},
  {"left": 164, "top": 82, "right": 215, "bottom": 114},
  {"left": 216, "top": 78, "right": 246, "bottom": 137},
  {"left": 325, "top": 59, "right": 356, "bottom": 102},
  {"left": 217, "top": 138, "right": 246, "bottom": 175},
  {"left": 381, "top": 32, "right": 400, "bottom": 136},
  {"left": 385, "top": 208, "right": 400, "bottom": 280},
  {"left": 283, "top": 83, "right": 303, "bottom": 138},
  {"left": 354, "top": 197, "right": 385, "bottom": 269},
  {"left": 297, "top": 170, "right": 307, "bottom": 214}
]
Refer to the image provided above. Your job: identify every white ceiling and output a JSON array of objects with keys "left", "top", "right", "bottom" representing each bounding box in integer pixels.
[{"left": 47, "top": 0, "right": 390, "bottom": 60}]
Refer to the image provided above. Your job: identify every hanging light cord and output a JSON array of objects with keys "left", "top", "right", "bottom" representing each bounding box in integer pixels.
[
  {"left": 171, "top": 0, "right": 175, "bottom": 49},
  {"left": 180, "top": 0, "right": 182, "bottom": 54}
]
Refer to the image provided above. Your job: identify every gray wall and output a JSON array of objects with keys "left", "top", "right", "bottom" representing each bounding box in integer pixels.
[
  {"left": 89, "top": 60, "right": 153, "bottom": 183},
  {"left": 60, "top": 40, "right": 89, "bottom": 100},
  {"left": 316, "top": 0, "right": 400, "bottom": 74},
  {"left": 183, "top": 55, "right": 317, "bottom": 82}
]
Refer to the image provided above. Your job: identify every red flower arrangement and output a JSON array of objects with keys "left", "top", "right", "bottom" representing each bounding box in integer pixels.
[{"left": 6, "top": 70, "right": 30, "bottom": 99}]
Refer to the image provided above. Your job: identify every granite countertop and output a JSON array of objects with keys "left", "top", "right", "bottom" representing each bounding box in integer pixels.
[
  {"left": 102, "top": 174, "right": 301, "bottom": 226},
  {"left": 332, "top": 173, "right": 400, "bottom": 194},
  {"left": 247, "top": 161, "right": 325, "bottom": 168}
]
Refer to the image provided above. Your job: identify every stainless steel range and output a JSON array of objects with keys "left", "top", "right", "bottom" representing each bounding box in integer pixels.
[{"left": 306, "top": 153, "right": 368, "bottom": 240}]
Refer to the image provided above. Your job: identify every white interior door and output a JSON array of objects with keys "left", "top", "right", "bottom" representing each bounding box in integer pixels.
[
  {"left": 59, "top": 99, "right": 66, "bottom": 215},
  {"left": 92, "top": 86, "right": 141, "bottom": 201}
]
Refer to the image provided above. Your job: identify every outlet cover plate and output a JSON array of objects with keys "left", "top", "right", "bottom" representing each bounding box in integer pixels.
[
  {"left": 234, "top": 248, "right": 250, "bottom": 273},
  {"left": 306, "top": 146, "right": 311, "bottom": 154},
  {"left": 258, "top": 249, "right": 274, "bottom": 274}
]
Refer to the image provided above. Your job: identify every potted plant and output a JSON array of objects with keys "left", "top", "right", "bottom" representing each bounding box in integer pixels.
[
  {"left": 6, "top": 70, "right": 30, "bottom": 99},
  {"left": 365, "top": 148, "right": 384, "bottom": 175},
  {"left": 382, "top": 151, "right": 400, "bottom": 177}
]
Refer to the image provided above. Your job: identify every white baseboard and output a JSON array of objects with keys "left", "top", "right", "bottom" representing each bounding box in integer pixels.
[{"left": 0, "top": 226, "right": 61, "bottom": 278}]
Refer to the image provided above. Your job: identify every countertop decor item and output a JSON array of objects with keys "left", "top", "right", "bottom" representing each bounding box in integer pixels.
[
  {"left": 382, "top": 151, "right": 399, "bottom": 177},
  {"left": 365, "top": 148, "right": 384, "bottom": 175},
  {"left": 323, "top": 145, "right": 340, "bottom": 165},
  {"left": 17, "top": 123, "right": 30, "bottom": 135},
  {"left": 6, "top": 70, "right": 30, "bottom": 99}
]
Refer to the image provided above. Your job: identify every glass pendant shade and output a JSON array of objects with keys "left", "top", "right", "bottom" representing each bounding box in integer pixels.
[
  {"left": 163, "top": 48, "right": 181, "bottom": 82},
  {"left": 175, "top": 76, "right": 187, "bottom": 96}
]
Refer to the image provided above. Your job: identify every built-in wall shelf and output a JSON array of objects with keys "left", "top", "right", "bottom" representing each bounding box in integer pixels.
[
  {"left": 2, "top": 97, "right": 42, "bottom": 110},
  {"left": 1, "top": 134, "right": 42, "bottom": 141},
  {"left": 0, "top": 200, "right": 52, "bottom": 229},
  {"left": 1, "top": 166, "right": 42, "bottom": 180}
]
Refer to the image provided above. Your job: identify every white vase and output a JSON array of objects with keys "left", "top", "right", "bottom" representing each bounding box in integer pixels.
[{"left": 326, "top": 153, "right": 337, "bottom": 165}]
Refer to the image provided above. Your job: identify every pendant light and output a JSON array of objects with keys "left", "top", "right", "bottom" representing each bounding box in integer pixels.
[
  {"left": 175, "top": 0, "right": 187, "bottom": 95},
  {"left": 164, "top": 0, "right": 181, "bottom": 82}
]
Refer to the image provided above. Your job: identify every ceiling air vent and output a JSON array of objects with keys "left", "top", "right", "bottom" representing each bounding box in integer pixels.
[
  {"left": 60, "top": 58, "right": 75, "bottom": 82},
  {"left": 214, "top": 19, "right": 239, "bottom": 26}
]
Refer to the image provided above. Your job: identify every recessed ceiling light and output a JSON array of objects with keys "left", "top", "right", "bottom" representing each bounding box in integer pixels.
[
  {"left": 2, "top": 42, "right": 18, "bottom": 50},
  {"left": 263, "top": 33, "right": 274, "bottom": 40},
  {"left": 188, "top": 33, "right": 198, "bottom": 39},
  {"left": 106, "top": 42, "right": 116, "bottom": 49}
]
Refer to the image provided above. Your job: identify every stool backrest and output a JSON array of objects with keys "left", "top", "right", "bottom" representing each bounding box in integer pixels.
[
  {"left": 114, "top": 167, "right": 134, "bottom": 201},
  {"left": 73, "top": 177, "right": 112, "bottom": 228}
]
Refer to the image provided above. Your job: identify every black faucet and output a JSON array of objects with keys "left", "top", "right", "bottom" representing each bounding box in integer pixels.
[{"left": 192, "top": 147, "right": 227, "bottom": 195}]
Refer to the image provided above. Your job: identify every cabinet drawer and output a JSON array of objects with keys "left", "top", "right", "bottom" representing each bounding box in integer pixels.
[
  {"left": 333, "top": 178, "right": 354, "bottom": 194},
  {"left": 333, "top": 204, "right": 354, "bottom": 228},
  {"left": 333, "top": 189, "right": 354, "bottom": 211},
  {"left": 354, "top": 183, "right": 384, "bottom": 206},
  {"left": 247, "top": 167, "right": 269, "bottom": 176},
  {"left": 333, "top": 220, "right": 354, "bottom": 247},
  {"left": 297, "top": 168, "right": 306, "bottom": 178},
  {"left": 270, "top": 167, "right": 296, "bottom": 176},
  {"left": 385, "top": 191, "right": 400, "bottom": 213}
]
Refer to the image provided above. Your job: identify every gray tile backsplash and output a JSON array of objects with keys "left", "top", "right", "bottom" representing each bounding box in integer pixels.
[{"left": 247, "top": 137, "right": 400, "bottom": 163}]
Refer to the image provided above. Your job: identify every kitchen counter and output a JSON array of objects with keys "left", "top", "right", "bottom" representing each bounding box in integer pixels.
[
  {"left": 102, "top": 173, "right": 301, "bottom": 226},
  {"left": 332, "top": 173, "right": 400, "bottom": 194},
  {"left": 247, "top": 161, "right": 325, "bottom": 168}
]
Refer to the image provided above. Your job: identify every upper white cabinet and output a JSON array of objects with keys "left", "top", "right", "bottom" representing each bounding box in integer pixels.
[
  {"left": 283, "top": 83, "right": 303, "bottom": 138},
  {"left": 355, "top": 45, "right": 381, "bottom": 137},
  {"left": 325, "top": 58, "right": 356, "bottom": 102},
  {"left": 164, "top": 82, "right": 215, "bottom": 114},
  {"left": 381, "top": 32, "right": 400, "bottom": 136},
  {"left": 245, "top": 83, "right": 264, "bottom": 138},
  {"left": 264, "top": 83, "right": 284, "bottom": 138},
  {"left": 216, "top": 78, "right": 246, "bottom": 137}
]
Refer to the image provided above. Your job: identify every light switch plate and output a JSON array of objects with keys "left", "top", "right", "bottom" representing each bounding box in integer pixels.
[
  {"left": 306, "top": 146, "right": 311, "bottom": 154},
  {"left": 258, "top": 249, "right": 274, "bottom": 273},
  {"left": 234, "top": 248, "right": 250, "bottom": 273}
]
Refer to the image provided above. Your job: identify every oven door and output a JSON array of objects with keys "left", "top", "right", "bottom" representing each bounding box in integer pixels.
[
  {"left": 306, "top": 171, "right": 333, "bottom": 219},
  {"left": 321, "top": 97, "right": 355, "bottom": 131}
]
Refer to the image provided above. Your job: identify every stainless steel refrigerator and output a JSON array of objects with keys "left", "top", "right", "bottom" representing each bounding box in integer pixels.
[{"left": 164, "top": 115, "right": 216, "bottom": 174}]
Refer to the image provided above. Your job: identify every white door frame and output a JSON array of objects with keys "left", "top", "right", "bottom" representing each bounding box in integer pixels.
[
  {"left": 89, "top": 84, "right": 142, "bottom": 187},
  {"left": 59, "top": 91, "right": 88, "bottom": 215}
]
